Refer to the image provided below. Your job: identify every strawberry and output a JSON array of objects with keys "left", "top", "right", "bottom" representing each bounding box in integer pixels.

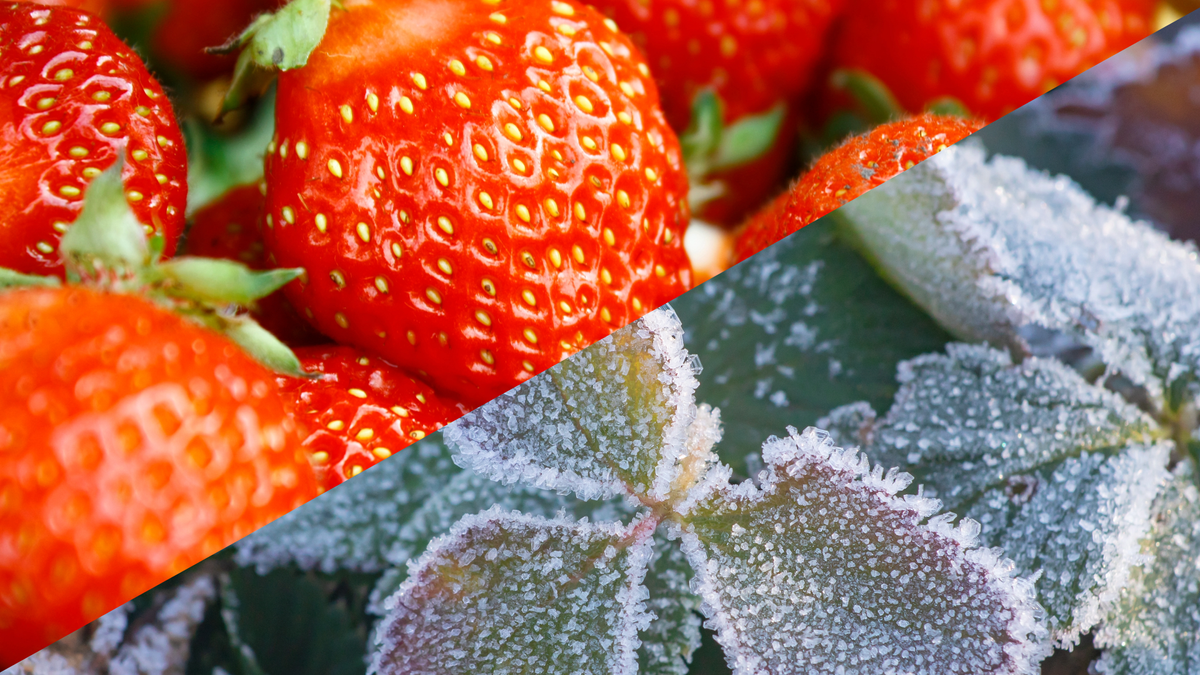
[
  {"left": 586, "top": 0, "right": 844, "bottom": 225},
  {"left": 0, "top": 286, "right": 319, "bottom": 666},
  {"left": 827, "top": 0, "right": 1156, "bottom": 121},
  {"left": 732, "top": 114, "right": 984, "bottom": 262},
  {"left": 183, "top": 183, "right": 326, "bottom": 346},
  {"left": 0, "top": 160, "right": 319, "bottom": 665},
  {"left": 0, "top": 2, "right": 188, "bottom": 277},
  {"left": 278, "top": 345, "right": 468, "bottom": 491},
  {"left": 257, "top": 0, "right": 693, "bottom": 405}
]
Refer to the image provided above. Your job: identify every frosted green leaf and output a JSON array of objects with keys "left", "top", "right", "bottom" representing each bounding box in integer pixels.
[
  {"left": 1094, "top": 463, "right": 1200, "bottom": 675},
  {"left": 827, "top": 344, "right": 1170, "bottom": 643},
  {"left": 678, "top": 427, "right": 1048, "bottom": 675},
  {"left": 234, "top": 438, "right": 461, "bottom": 573},
  {"left": 673, "top": 218, "right": 950, "bottom": 475},
  {"left": 370, "top": 509, "right": 656, "bottom": 675},
  {"left": 443, "top": 307, "right": 700, "bottom": 501},
  {"left": 639, "top": 531, "right": 702, "bottom": 675},
  {"left": 836, "top": 143, "right": 1200, "bottom": 403},
  {"left": 865, "top": 344, "right": 1159, "bottom": 507}
]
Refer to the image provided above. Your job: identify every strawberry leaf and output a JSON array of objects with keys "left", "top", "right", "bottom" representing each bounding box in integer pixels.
[
  {"left": 443, "top": 307, "right": 701, "bottom": 502},
  {"left": 1093, "top": 463, "right": 1200, "bottom": 675},
  {"left": 677, "top": 427, "right": 1049, "bottom": 675},
  {"left": 834, "top": 143, "right": 1200, "bottom": 408},
  {"left": 824, "top": 344, "right": 1172, "bottom": 645},
  {"left": 370, "top": 509, "right": 657, "bottom": 675},
  {"left": 0, "top": 268, "right": 60, "bottom": 289},
  {"left": 217, "top": 0, "right": 332, "bottom": 114},
  {"left": 673, "top": 218, "right": 951, "bottom": 476},
  {"left": 639, "top": 532, "right": 702, "bottom": 675},
  {"left": 155, "top": 258, "right": 302, "bottom": 306},
  {"left": 710, "top": 103, "right": 785, "bottom": 172},
  {"left": 59, "top": 157, "right": 150, "bottom": 282}
]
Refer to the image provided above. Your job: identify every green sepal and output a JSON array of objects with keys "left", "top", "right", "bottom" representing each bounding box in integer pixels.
[
  {"left": 926, "top": 96, "right": 972, "bottom": 118},
  {"left": 710, "top": 103, "right": 785, "bottom": 172},
  {"left": 679, "top": 90, "right": 724, "bottom": 169},
  {"left": 221, "top": 317, "right": 314, "bottom": 379},
  {"left": 59, "top": 157, "right": 150, "bottom": 282},
  {"left": 829, "top": 69, "right": 906, "bottom": 125},
  {"left": 154, "top": 257, "right": 303, "bottom": 305},
  {"left": 215, "top": 0, "right": 332, "bottom": 115},
  {"left": 0, "top": 268, "right": 62, "bottom": 290}
]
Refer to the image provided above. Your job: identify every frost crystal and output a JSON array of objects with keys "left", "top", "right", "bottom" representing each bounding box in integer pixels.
[
  {"left": 1094, "top": 464, "right": 1200, "bottom": 675},
  {"left": 108, "top": 575, "right": 215, "bottom": 675},
  {"left": 844, "top": 344, "right": 1169, "bottom": 643},
  {"left": 837, "top": 143, "right": 1200, "bottom": 402},
  {"left": 679, "top": 427, "right": 1048, "bottom": 675},
  {"left": 371, "top": 509, "right": 656, "bottom": 675},
  {"left": 444, "top": 307, "right": 699, "bottom": 501},
  {"left": 235, "top": 438, "right": 461, "bottom": 573},
  {"left": 638, "top": 531, "right": 703, "bottom": 675}
]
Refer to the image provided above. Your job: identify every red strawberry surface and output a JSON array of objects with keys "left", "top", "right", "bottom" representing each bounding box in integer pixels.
[
  {"left": 587, "top": 0, "right": 844, "bottom": 226},
  {"left": 184, "top": 183, "right": 326, "bottom": 346},
  {"left": 278, "top": 346, "right": 468, "bottom": 491},
  {"left": 263, "top": 0, "right": 693, "bottom": 406},
  {"left": 0, "top": 285, "right": 319, "bottom": 666},
  {"left": 0, "top": 3, "right": 188, "bottom": 276},
  {"left": 829, "top": 0, "right": 1156, "bottom": 120},
  {"left": 733, "top": 114, "right": 984, "bottom": 262}
]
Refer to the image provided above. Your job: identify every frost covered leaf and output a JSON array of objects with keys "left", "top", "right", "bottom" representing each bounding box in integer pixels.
[
  {"left": 834, "top": 344, "right": 1171, "bottom": 643},
  {"left": 1094, "top": 463, "right": 1200, "bottom": 675},
  {"left": 371, "top": 509, "right": 655, "bottom": 675},
  {"left": 444, "top": 307, "right": 700, "bottom": 502},
  {"left": 835, "top": 143, "right": 1200, "bottom": 403},
  {"left": 639, "top": 531, "right": 702, "bottom": 675},
  {"left": 673, "top": 219, "right": 950, "bottom": 475},
  {"left": 679, "top": 427, "right": 1047, "bottom": 675},
  {"left": 235, "top": 439, "right": 461, "bottom": 573}
]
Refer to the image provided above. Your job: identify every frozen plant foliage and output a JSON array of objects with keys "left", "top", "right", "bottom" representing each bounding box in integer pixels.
[
  {"left": 1094, "top": 465, "right": 1200, "bottom": 675},
  {"left": 836, "top": 143, "right": 1200, "bottom": 402},
  {"left": 867, "top": 344, "right": 1157, "bottom": 508},
  {"left": 371, "top": 509, "right": 656, "bottom": 675},
  {"left": 234, "top": 438, "right": 462, "bottom": 573},
  {"left": 679, "top": 427, "right": 1047, "bottom": 675},
  {"left": 826, "top": 344, "right": 1171, "bottom": 643},
  {"left": 444, "top": 307, "right": 700, "bottom": 501},
  {"left": 108, "top": 575, "right": 216, "bottom": 675},
  {"left": 638, "top": 533, "right": 702, "bottom": 675}
]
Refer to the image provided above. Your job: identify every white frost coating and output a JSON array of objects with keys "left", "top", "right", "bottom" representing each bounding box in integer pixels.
[
  {"left": 235, "top": 439, "right": 461, "bottom": 573},
  {"left": 1094, "top": 464, "right": 1200, "bottom": 675},
  {"left": 109, "top": 575, "right": 216, "bottom": 675},
  {"left": 839, "top": 143, "right": 1200, "bottom": 401},
  {"left": 679, "top": 427, "right": 1048, "bottom": 675},
  {"left": 90, "top": 602, "right": 133, "bottom": 656},
  {"left": 371, "top": 508, "right": 657, "bottom": 675},
  {"left": 444, "top": 306, "right": 700, "bottom": 502},
  {"left": 2, "top": 651, "right": 81, "bottom": 675},
  {"left": 964, "top": 444, "right": 1171, "bottom": 646},
  {"left": 638, "top": 530, "right": 703, "bottom": 675}
]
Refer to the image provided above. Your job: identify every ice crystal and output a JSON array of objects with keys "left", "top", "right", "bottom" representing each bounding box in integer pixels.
[
  {"left": 371, "top": 509, "right": 655, "bottom": 675},
  {"left": 638, "top": 531, "right": 702, "bottom": 675},
  {"left": 1094, "top": 464, "right": 1200, "bottom": 675},
  {"left": 89, "top": 603, "right": 132, "bottom": 657},
  {"left": 678, "top": 427, "right": 1047, "bottom": 675},
  {"left": 836, "top": 143, "right": 1200, "bottom": 402},
  {"left": 108, "top": 575, "right": 215, "bottom": 675},
  {"left": 234, "top": 438, "right": 461, "bottom": 573},
  {"left": 832, "top": 344, "right": 1170, "bottom": 642},
  {"left": 1, "top": 652, "right": 80, "bottom": 675},
  {"left": 444, "top": 307, "right": 700, "bottom": 501}
]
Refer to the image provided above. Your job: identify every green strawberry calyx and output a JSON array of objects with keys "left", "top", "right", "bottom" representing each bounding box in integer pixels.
[
  {"left": 0, "top": 157, "right": 313, "bottom": 379},
  {"left": 680, "top": 90, "right": 785, "bottom": 209}
]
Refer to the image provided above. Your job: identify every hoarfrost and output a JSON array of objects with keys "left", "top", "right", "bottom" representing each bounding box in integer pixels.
[
  {"left": 2, "top": 652, "right": 80, "bottom": 675},
  {"left": 108, "top": 575, "right": 215, "bottom": 675},
  {"left": 679, "top": 427, "right": 1048, "bottom": 675},
  {"left": 90, "top": 603, "right": 132, "bottom": 656},
  {"left": 444, "top": 307, "right": 699, "bottom": 502},
  {"left": 837, "top": 143, "right": 1200, "bottom": 403},
  {"left": 370, "top": 509, "right": 656, "bottom": 675},
  {"left": 844, "top": 344, "right": 1169, "bottom": 642},
  {"left": 1094, "top": 464, "right": 1200, "bottom": 675},
  {"left": 638, "top": 531, "right": 703, "bottom": 675},
  {"left": 234, "top": 438, "right": 461, "bottom": 573}
]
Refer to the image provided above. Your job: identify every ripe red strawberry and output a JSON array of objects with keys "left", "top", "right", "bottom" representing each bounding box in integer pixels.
[
  {"left": 0, "top": 3, "right": 188, "bottom": 277},
  {"left": 261, "top": 0, "right": 693, "bottom": 405},
  {"left": 277, "top": 346, "right": 468, "bottom": 491},
  {"left": 733, "top": 114, "right": 984, "bottom": 262},
  {"left": 150, "top": 0, "right": 282, "bottom": 81},
  {"left": 586, "top": 0, "right": 844, "bottom": 225},
  {"left": 828, "top": 0, "right": 1156, "bottom": 120},
  {"left": 0, "top": 285, "right": 319, "bottom": 666},
  {"left": 183, "top": 184, "right": 326, "bottom": 346}
]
